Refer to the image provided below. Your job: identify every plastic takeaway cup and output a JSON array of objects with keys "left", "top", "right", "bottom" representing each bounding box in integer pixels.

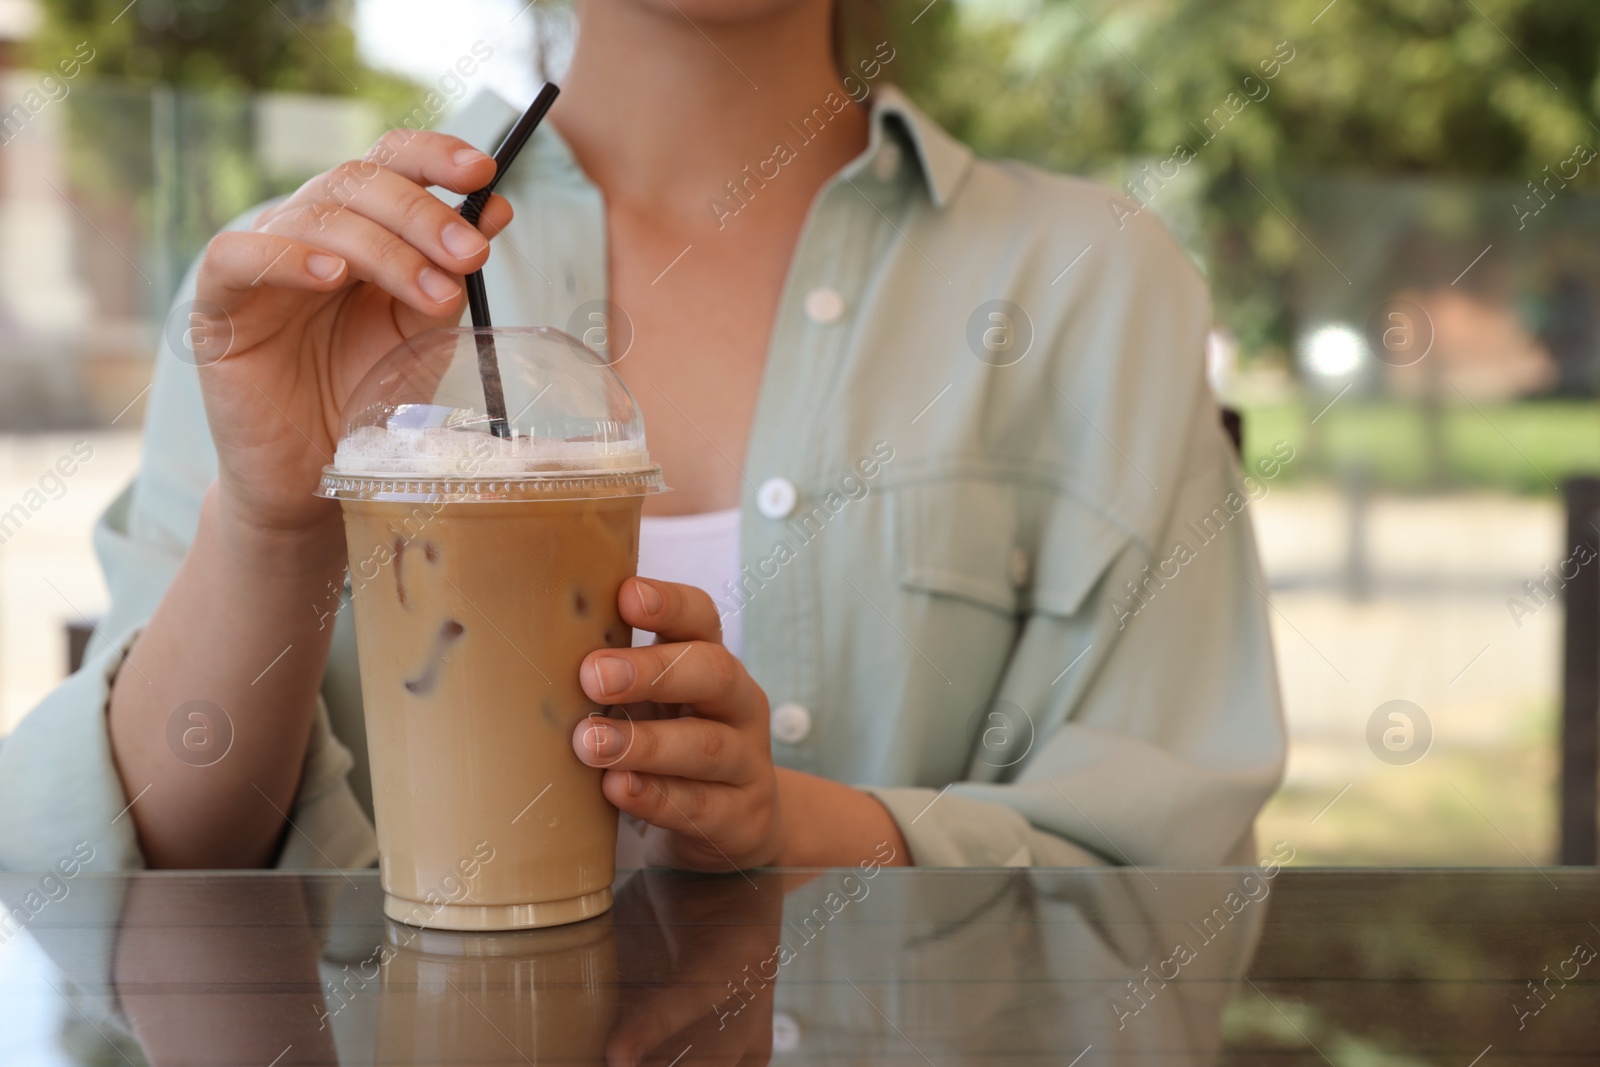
[{"left": 317, "top": 326, "right": 665, "bottom": 931}]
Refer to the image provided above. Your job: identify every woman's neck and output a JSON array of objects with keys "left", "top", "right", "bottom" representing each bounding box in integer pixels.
[{"left": 551, "top": 0, "right": 869, "bottom": 223}]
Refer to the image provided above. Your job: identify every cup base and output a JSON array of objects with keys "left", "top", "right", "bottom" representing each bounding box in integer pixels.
[{"left": 384, "top": 886, "right": 614, "bottom": 931}]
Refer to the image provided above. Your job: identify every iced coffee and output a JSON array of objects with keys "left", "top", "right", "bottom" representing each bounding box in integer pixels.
[{"left": 319, "top": 326, "right": 665, "bottom": 930}]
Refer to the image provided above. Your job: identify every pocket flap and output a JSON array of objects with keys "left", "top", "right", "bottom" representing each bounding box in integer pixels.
[
  {"left": 896, "top": 479, "right": 1022, "bottom": 615},
  {"left": 895, "top": 478, "right": 1131, "bottom": 619}
]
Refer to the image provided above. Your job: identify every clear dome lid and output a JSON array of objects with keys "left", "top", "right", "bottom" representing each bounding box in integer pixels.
[{"left": 317, "top": 326, "right": 665, "bottom": 503}]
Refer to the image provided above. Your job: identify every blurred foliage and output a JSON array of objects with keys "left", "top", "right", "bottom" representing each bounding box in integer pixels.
[
  {"left": 887, "top": 0, "right": 1600, "bottom": 361},
  {"left": 893, "top": 0, "right": 1600, "bottom": 179},
  {"left": 1242, "top": 398, "right": 1600, "bottom": 493},
  {"left": 27, "top": 0, "right": 415, "bottom": 100},
  {"left": 19, "top": 0, "right": 1600, "bottom": 370}
]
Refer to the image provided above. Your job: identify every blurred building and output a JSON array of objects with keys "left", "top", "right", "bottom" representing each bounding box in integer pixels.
[
  {"left": 0, "top": 0, "right": 110, "bottom": 429},
  {"left": 1383, "top": 288, "right": 1557, "bottom": 402},
  {"left": 0, "top": 0, "right": 384, "bottom": 431}
]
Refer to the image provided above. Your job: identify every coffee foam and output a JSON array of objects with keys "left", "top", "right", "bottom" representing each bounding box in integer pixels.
[{"left": 333, "top": 425, "right": 650, "bottom": 477}]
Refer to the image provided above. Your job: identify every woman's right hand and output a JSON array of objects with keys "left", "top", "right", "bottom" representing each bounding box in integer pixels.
[{"left": 190, "top": 129, "right": 515, "bottom": 536}]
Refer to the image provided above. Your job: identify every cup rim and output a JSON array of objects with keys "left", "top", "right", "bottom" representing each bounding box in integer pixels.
[{"left": 316, "top": 465, "right": 667, "bottom": 503}]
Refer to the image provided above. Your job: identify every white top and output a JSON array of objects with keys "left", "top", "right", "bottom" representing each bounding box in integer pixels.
[{"left": 634, "top": 507, "right": 743, "bottom": 659}]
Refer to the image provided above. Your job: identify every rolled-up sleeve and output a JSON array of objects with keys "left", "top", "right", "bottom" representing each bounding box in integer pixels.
[
  {"left": 866, "top": 377, "right": 1287, "bottom": 869},
  {"left": 0, "top": 623, "right": 373, "bottom": 874},
  {"left": 862, "top": 786, "right": 1109, "bottom": 867},
  {"left": 0, "top": 624, "right": 148, "bottom": 871},
  {"left": 0, "top": 224, "right": 376, "bottom": 874}
]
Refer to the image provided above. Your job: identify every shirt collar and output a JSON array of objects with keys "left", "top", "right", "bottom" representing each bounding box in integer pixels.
[{"left": 866, "top": 83, "right": 974, "bottom": 210}]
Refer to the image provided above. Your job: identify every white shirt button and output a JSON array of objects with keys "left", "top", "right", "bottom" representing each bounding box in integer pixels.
[
  {"left": 772, "top": 1011, "right": 801, "bottom": 1052},
  {"left": 772, "top": 703, "right": 812, "bottom": 744},
  {"left": 872, "top": 141, "right": 902, "bottom": 182},
  {"left": 1007, "top": 546, "right": 1031, "bottom": 588},
  {"left": 756, "top": 476, "right": 798, "bottom": 520},
  {"left": 803, "top": 287, "right": 845, "bottom": 325}
]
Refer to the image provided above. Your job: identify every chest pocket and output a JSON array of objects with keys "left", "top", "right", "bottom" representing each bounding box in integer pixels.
[{"left": 894, "top": 477, "right": 1131, "bottom": 620}]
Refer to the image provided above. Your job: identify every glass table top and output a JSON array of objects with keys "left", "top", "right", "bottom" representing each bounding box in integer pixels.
[{"left": 1, "top": 867, "right": 1597, "bottom": 1065}]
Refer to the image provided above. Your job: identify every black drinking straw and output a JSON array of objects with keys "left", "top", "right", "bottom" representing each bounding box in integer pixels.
[{"left": 459, "top": 82, "right": 561, "bottom": 438}]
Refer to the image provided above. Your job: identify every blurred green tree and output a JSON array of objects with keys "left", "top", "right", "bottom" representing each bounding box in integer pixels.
[
  {"left": 28, "top": 0, "right": 412, "bottom": 97},
  {"left": 895, "top": 0, "right": 1600, "bottom": 179},
  {"left": 889, "top": 0, "right": 1600, "bottom": 361}
]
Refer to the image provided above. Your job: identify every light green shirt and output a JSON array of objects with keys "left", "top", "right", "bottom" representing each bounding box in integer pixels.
[{"left": 0, "top": 86, "right": 1284, "bottom": 872}]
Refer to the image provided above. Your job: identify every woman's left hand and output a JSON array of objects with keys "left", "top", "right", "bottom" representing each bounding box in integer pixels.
[{"left": 571, "top": 577, "right": 784, "bottom": 872}]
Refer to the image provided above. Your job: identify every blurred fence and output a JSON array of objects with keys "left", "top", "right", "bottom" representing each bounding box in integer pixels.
[
  {"left": 5, "top": 72, "right": 1599, "bottom": 467},
  {"left": 1094, "top": 161, "right": 1600, "bottom": 496},
  {"left": 0, "top": 73, "right": 381, "bottom": 430}
]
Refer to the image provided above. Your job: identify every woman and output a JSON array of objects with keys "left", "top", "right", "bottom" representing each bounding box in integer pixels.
[{"left": 0, "top": 0, "right": 1284, "bottom": 873}]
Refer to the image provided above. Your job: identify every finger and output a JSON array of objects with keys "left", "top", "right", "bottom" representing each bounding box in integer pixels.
[
  {"left": 580, "top": 642, "right": 764, "bottom": 724},
  {"left": 303, "top": 171, "right": 515, "bottom": 264},
  {"left": 602, "top": 771, "right": 777, "bottom": 868},
  {"left": 257, "top": 179, "right": 512, "bottom": 243},
  {"left": 294, "top": 162, "right": 495, "bottom": 277},
  {"left": 256, "top": 126, "right": 502, "bottom": 232},
  {"left": 574, "top": 714, "right": 754, "bottom": 786},
  {"left": 198, "top": 231, "right": 349, "bottom": 302},
  {"left": 620, "top": 578, "right": 723, "bottom": 645},
  {"left": 474, "top": 192, "right": 514, "bottom": 240},
  {"left": 259, "top": 199, "right": 464, "bottom": 315},
  {"left": 364, "top": 128, "right": 499, "bottom": 194},
  {"left": 600, "top": 770, "right": 736, "bottom": 846}
]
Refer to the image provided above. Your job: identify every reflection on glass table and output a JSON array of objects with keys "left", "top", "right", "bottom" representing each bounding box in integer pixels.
[{"left": 1, "top": 865, "right": 1597, "bottom": 1065}]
